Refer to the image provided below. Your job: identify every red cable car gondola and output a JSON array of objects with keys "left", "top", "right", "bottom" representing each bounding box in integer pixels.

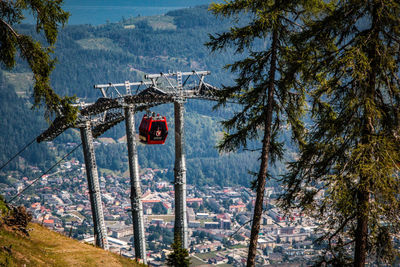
[{"left": 138, "top": 113, "right": 168, "bottom": 145}]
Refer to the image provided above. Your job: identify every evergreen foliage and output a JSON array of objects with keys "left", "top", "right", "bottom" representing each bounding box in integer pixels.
[
  {"left": 0, "top": 0, "right": 77, "bottom": 122},
  {"left": 280, "top": 0, "right": 400, "bottom": 265},
  {"left": 207, "top": 1, "right": 307, "bottom": 265},
  {"left": 151, "top": 202, "right": 167, "bottom": 215},
  {"left": 165, "top": 234, "right": 190, "bottom": 267}
]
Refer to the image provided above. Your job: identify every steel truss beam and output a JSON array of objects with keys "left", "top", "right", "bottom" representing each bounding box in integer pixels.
[{"left": 81, "top": 94, "right": 174, "bottom": 117}]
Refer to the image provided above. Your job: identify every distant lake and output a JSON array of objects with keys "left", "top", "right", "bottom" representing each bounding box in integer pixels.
[{"left": 61, "top": 0, "right": 215, "bottom": 25}]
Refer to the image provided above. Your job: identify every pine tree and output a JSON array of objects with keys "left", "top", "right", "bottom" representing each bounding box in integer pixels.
[
  {"left": 165, "top": 235, "right": 191, "bottom": 267},
  {"left": 0, "top": 0, "right": 77, "bottom": 122},
  {"left": 280, "top": 1, "right": 400, "bottom": 265},
  {"left": 207, "top": 1, "right": 313, "bottom": 265}
]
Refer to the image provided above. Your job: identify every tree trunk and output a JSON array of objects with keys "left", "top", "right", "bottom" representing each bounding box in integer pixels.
[
  {"left": 354, "top": 4, "right": 378, "bottom": 266},
  {"left": 247, "top": 28, "right": 278, "bottom": 267},
  {"left": 354, "top": 188, "right": 369, "bottom": 267}
]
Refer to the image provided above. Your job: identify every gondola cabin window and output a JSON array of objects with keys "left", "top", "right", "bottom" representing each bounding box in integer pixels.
[{"left": 139, "top": 114, "right": 168, "bottom": 145}]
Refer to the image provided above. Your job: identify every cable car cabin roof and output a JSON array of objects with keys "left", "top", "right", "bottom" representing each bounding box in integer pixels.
[{"left": 139, "top": 114, "right": 168, "bottom": 145}]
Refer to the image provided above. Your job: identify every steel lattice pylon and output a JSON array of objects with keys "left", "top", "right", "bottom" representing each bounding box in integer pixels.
[
  {"left": 124, "top": 106, "right": 147, "bottom": 262},
  {"left": 80, "top": 120, "right": 109, "bottom": 250},
  {"left": 37, "top": 70, "right": 219, "bottom": 258},
  {"left": 173, "top": 99, "right": 188, "bottom": 248}
]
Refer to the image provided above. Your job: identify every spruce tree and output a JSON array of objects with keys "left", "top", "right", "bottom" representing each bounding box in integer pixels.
[
  {"left": 0, "top": 0, "right": 77, "bottom": 122},
  {"left": 207, "top": 1, "right": 312, "bottom": 265},
  {"left": 166, "top": 235, "right": 191, "bottom": 267},
  {"left": 280, "top": 1, "right": 400, "bottom": 265}
]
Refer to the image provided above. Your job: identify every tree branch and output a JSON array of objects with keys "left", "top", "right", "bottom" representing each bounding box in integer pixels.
[{"left": 229, "top": 219, "right": 252, "bottom": 240}]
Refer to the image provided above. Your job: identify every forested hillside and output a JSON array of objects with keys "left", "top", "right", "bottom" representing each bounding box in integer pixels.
[
  {"left": 0, "top": 72, "right": 55, "bottom": 174},
  {"left": 1, "top": 6, "right": 288, "bottom": 187}
]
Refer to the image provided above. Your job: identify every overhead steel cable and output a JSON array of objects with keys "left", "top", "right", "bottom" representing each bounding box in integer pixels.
[
  {"left": 0, "top": 137, "right": 36, "bottom": 171},
  {"left": 7, "top": 143, "right": 82, "bottom": 204}
]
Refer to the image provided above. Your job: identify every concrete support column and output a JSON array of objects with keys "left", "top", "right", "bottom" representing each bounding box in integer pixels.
[
  {"left": 124, "top": 106, "right": 147, "bottom": 264},
  {"left": 174, "top": 100, "right": 188, "bottom": 248},
  {"left": 80, "top": 121, "right": 109, "bottom": 250}
]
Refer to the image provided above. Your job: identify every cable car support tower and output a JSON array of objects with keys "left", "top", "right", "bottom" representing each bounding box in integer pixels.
[{"left": 37, "top": 71, "right": 219, "bottom": 263}]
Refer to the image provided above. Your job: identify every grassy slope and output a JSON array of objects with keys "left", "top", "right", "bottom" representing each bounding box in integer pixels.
[{"left": 0, "top": 223, "right": 143, "bottom": 267}]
